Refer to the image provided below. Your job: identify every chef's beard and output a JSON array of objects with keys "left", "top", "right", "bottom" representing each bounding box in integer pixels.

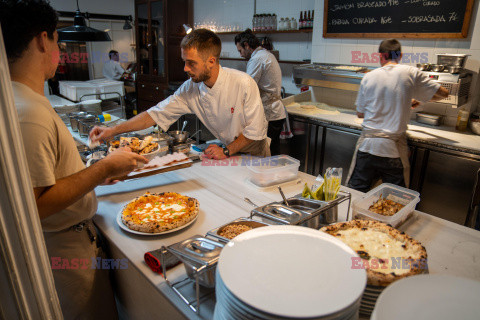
[{"left": 189, "top": 68, "right": 211, "bottom": 83}]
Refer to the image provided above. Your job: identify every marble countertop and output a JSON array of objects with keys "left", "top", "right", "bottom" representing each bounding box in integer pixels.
[
  {"left": 286, "top": 107, "right": 480, "bottom": 156},
  {"left": 93, "top": 162, "right": 480, "bottom": 319}
]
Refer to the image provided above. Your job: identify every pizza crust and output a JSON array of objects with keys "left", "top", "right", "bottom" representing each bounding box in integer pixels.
[
  {"left": 321, "top": 220, "right": 427, "bottom": 286},
  {"left": 121, "top": 192, "right": 199, "bottom": 233}
]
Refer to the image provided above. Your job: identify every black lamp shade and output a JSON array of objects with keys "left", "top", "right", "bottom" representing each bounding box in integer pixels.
[{"left": 57, "top": 10, "right": 111, "bottom": 42}]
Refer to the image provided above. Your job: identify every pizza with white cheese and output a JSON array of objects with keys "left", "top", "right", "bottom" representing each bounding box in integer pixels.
[
  {"left": 321, "top": 220, "right": 427, "bottom": 286},
  {"left": 121, "top": 192, "right": 199, "bottom": 233}
]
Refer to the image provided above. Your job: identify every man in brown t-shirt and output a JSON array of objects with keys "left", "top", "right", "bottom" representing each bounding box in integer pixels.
[{"left": 1, "top": 1, "right": 148, "bottom": 318}]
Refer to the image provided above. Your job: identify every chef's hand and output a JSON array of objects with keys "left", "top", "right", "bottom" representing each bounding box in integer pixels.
[
  {"left": 204, "top": 144, "right": 227, "bottom": 160},
  {"left": 411, "top": 99, "right": 421, "bottom": 109},
  {"left": 89, "top": 126, "right": 116, "bottom": 144},
  {"left": 100, "top": 147, "right": 149, "bottom": 178}
]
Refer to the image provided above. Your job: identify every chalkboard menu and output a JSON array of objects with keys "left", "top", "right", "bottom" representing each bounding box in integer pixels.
[{"left": 324, "top": 0, "right": 475, "bottom": 38}]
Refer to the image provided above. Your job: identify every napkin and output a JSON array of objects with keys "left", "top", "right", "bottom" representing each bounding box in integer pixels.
[{"left": 144, "top": 248, "right": 181, "bottom": 276}]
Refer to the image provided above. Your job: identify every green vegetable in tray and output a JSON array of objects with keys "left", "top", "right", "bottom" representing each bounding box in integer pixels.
[{"left": 302, "top": 183, "right": 314, "bottom": 199}]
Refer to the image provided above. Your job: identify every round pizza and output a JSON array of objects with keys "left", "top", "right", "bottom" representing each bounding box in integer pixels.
[
  {"left": 321, "top": 220, "right": 427, "bottom": 286},
  {"left": 121, "top": 192, "right": 199, "bottom": 233}
]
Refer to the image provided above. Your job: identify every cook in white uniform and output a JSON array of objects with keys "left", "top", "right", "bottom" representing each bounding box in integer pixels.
[
  {"left": 346, "top": 39, "right": 449, "bottom": 192},
  {"left": 235, "top": 29, "right": 287, "bottom": 155},
  {"left": 103, "top": 50, "right": 125, "bottom": 80},
  {"left": 91, "top": 29, "right": 269, "bottom": 159}
]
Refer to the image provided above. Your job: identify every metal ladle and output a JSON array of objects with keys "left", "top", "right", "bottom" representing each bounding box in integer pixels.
[
  {"left": 278, "top": 186, "right": 290, "bottom": 206},
  {"left": 181, "top": 120, "right": 187, "bottom": 132}
]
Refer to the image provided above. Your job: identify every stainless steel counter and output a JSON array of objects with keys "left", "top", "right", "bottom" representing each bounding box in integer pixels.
[{"left": 92, "top": 162, "right": 480, "bottom": 319}]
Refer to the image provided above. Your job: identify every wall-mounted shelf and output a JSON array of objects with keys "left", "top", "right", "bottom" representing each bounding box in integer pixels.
[
  {"left": 216, "top": 29, "right": 312, "bottom": 35},
  {"left": 220, "top": 57, "right": 309, "bottom": 64}
]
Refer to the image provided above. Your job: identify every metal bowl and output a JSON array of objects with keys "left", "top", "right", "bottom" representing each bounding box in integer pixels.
[
  {"left": 168, "top": 130, "right": 189, "bottom": 144},
  {"left": 431, "top": 64, "right": 445, "bottom": 72},
  {"left": 417, "top": 63, "right": 431, "bottom": 71}
]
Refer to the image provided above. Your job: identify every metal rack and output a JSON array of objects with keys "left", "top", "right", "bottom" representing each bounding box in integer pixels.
[
  {"left": 79, "top": 92, "right": 126, "bottom": 119},
  {"left": 160, "top": 247, "right": 215, "bottom": 317}
]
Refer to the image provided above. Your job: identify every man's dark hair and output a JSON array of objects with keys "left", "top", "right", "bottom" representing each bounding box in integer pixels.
[
  {"left": 180, "top": 29, "right": 221, "bottom": 61},
  {"left": 0, "top": 0, "right": 58, "bottom": 63},
  {"left": 234, "top": 29, "right": 260, "bottom": 50},
  {"left": 109, "top": 50, "right": 119, "bottom": 59},
  {"left": 379, "top": 39, "right": 402, "bottom": 61}
]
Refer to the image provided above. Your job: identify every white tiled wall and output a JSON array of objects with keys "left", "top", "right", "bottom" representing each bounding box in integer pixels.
[
  {"left": 311, "top": 0, "right": 480, "bottom": 122},
  {"left": 194, "top": 0, "right": 316, "bottom": 94}
]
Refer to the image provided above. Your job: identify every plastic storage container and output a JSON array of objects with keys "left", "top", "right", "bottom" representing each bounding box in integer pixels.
[
  {"left": 246, "top": 155, "right": 300, "bottom": 188},
  {"left": 352, "top": 183, "right": 420, "bottom": 227}
]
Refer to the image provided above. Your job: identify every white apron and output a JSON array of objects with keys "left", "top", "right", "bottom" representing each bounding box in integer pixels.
[{"left": 345, "top": 129, "right": 410, "bottom": 187}]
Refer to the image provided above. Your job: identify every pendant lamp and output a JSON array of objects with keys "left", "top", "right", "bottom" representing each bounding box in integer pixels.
[{"left": 57, "top": 0, "right": 111, "bottom": 42}]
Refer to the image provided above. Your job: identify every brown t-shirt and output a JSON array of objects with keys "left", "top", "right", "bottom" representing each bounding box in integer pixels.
[{"left": 13, "top": 81, "right": 97, "bottom": 232}]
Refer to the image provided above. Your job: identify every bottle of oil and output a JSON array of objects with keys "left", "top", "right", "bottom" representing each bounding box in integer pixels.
[{"left": 455, "top": 109, "right": 469, "bottom": 131}]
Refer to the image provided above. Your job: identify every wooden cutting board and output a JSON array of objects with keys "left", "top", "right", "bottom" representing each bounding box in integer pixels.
[{"left": 112, "top": 159, "right": 193, "bottom": 181}]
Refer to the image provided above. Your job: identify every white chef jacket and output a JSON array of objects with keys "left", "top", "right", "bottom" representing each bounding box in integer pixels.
[
  {"left": 355, "top": 64, "right": 440, "bottom": 158},
  {"left": 247, "top": 47, "right": 286, "bottom": 121},
  {"left": 102, "top": 60, "right": 125, "bottom": 80},
  {"left": 148, "top": 66, "right": 267, "bottom": 145}
]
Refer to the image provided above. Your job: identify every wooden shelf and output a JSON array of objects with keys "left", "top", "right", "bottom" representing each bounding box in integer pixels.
[
  {"left": 216, "top": 29, "right": 313, "bottom": 35},
  {"left": 219, "top": 57, "right": 309, "bottom": 64}
]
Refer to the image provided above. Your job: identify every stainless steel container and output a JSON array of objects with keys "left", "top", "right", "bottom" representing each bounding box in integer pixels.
[
  {"left": 168, "top": 130, "right": 189, "bottom": 144},
  {"left": 78, "top": 115, "right": 99, "bottom": 137},
  {"left": 168, "top": 236, "right": 224, "bottom": 288},
  {"left": 155, "top": 138, "right": 170, "bottom": 156},
  {"left": 207, "top": 218, "right": 271, "bottom": 243},
  {"left": 68, "top": 111, "right": 88, "bottom": 131},
  {"left": 436, "top": 53, "right": 470, "bottom": 68},
  {"left": 416, "top": 112, "right": 443, "bottom": 126}
]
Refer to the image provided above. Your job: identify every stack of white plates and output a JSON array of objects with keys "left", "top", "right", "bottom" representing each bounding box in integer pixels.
[
  {"left": 80, "top": 99, "right": 102, "bottom": 115},
  {"left": 54, "top": 104, "right": 80, "bottom": 125},
  {"left": 371, "top": 274, "right": 480, "bottom": 320},
  {"left": 214, "top": 225, "right": 367, "bottom": 320},
  {"left": 359, "top": 285, "right": 385, "bottom": 316}
]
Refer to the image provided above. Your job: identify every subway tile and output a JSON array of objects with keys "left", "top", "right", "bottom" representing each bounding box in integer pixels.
[
  {"left": 341, "top": 39, "right": 358, "bottom": 45},
  {"left": 311, "top": 45, "right": 326, "bottom": 63},
  {"left": 340, "top": 45, "right": 357, "bottom": 65},
  {"left": 413, "top": 40, "right": 436, "bottom": 48},
  {"left": 434, "top": 48, "right": 458, "bottom": 56},
  {"left": 324, "top": 38, "right": 342, "bottom": 44},
  {"left": 324, "top": 45, "right": 341, "bottom": 63},
  {"left": 357, "top": 39, "right": 377, "bottom": 45}
]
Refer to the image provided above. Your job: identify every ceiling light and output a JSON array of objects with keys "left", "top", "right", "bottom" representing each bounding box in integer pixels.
[
  {"left": 57, "top": 0, "right": 111, "bottom": 42},
  {"left": 123, "top": 18, "right": 132, "bottom": 30}
]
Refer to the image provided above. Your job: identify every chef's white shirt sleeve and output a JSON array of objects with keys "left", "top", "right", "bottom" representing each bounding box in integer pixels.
[
  {"left": 147, "top": 84, "right": 191, "bottom": 132},
  {"left": 114, "top": 63, "right": 125, "bottom": 79},
  {"left": 355, "top": 77, "right": 367, "bottom": 113},
  {"left": 412, "top": 68, "right": 441, "bottom": 102},
  {"left": 246, "top": 58, "right": 263, "bottom": 83},
  {"left": 241, "top": 77, "right": 268, "bottom": 140}
]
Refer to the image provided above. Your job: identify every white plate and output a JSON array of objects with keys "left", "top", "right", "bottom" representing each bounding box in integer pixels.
[
  {"left": 373, "top": 274, "right": 480, "bottom": 320},
  {"left": 116, "top": 209, "right": 198, "bottom": 236},
  {"left": 217, "top": 225, "right": 366, "bottom": 318}
]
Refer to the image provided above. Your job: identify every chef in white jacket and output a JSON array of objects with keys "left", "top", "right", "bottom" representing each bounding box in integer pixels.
[
  {"left": 91, "top": 29, "right": 269, "bottom": 159},
  {"left": 235, "top": 29, "right": 286, "bottom": 155},
  {"left": 102, "top": 50, "right": 125, "bottom": 80}
]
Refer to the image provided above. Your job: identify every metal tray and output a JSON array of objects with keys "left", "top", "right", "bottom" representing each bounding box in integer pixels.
[
  {"left": 206, "top": 217, "right": 271, "bottom": 243},
  {"left": 416, "top": 112, "right": 443, "bottom": 126}
]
